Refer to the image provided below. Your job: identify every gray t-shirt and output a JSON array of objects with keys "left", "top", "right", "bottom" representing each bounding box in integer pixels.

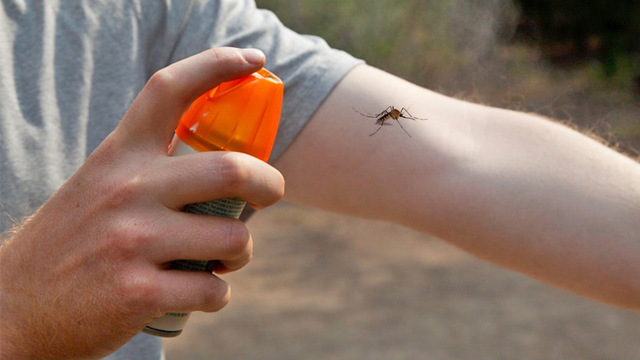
[{"left": 0, "top": 0, "right": 361, "bottom": 358}]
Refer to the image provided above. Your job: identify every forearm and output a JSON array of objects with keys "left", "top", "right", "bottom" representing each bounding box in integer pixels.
[
  {"left": 415, "top": 105, "right": 640, "bottom": 309},
  {"left": 276, "top": 64, "right": 640, "bottom": 310}
]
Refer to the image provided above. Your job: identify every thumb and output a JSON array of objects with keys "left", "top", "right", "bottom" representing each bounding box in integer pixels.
[{"left": 116, "top": 47, "right": 266, "bottom": 152}]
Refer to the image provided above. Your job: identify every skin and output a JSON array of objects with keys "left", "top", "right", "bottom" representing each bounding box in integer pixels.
[
  {"left": 1, "top": 51, "right": 639, "bottom": 358},
  {"left": 275, "top": 64, "right": 640, "bottom": 311},
  {"left": 0, "top": 48, "right": 285, "bottom": 359}
]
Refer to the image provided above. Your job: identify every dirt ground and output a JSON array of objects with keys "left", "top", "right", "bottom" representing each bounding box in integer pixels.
[{"left": 164, "top": 203, "right": 640, "bottom": 360}]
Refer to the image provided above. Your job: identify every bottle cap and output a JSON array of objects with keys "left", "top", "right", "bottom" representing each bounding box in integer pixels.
[{"left": 174, "top": 68, "right": 283, "bottom": 161}]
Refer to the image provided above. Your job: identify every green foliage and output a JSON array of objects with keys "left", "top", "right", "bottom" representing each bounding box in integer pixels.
[
  {"left": 257, "top": 0, "right": 639, "bottom": 82},
  {"left": 256, "top": 0, "right": 517, "bottom": 88},
  {"left": 514, "top": 0, "right": 640, "bottom": 77}
]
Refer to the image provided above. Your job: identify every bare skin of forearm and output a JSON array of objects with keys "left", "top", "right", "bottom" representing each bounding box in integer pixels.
[{"left": 275, "top": 64, "right": 640, "bottom": 310}]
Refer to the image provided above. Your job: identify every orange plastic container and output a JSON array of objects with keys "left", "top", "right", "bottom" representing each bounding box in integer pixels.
[
  {"left": 172, "top": 68, "right": 283, "bottom": 161},
  {"left": 143, "top": 68, "right": 283, "bottom": 338}
]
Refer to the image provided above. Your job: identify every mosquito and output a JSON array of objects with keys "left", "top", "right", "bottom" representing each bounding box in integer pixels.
[{"left": 353, "top": 106, "right": 427, "bottom": 137}]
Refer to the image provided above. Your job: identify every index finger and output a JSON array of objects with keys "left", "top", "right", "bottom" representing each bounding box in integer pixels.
[{"left": 118, "top": 47, "right": 266, "bottom": 151}]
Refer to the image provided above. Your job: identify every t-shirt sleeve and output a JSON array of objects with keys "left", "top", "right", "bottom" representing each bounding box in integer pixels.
[{"left": 162, "top": 0, "right": 364, "bottom": 161}]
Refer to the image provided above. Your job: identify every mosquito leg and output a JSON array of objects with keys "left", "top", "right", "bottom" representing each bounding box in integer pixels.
[
  {"left": 352, "top": 107, "right": 378, "bottom": 118},
  {"left": 401, "top": 108, "right": 427, "bottom": 121},
  {"left": 369, "top": 124, "right": 384, "bottom": 136},
  {"left": 401, "top": 108, "right": 416, "bottom": 119},
  {"left": 396, "top": 119, "right": 413, "bottom": 138}
]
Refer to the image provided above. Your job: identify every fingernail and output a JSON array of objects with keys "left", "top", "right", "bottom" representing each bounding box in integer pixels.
[{"left": 240, "top": 48, "right": 265, "bottom": 65}]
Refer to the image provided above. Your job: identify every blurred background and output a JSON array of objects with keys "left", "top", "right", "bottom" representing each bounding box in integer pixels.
[{"left": 165, "top": 1, "right": 640, "bottom": 359}]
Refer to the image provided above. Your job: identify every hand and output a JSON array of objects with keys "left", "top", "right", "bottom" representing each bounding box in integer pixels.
[{"left": 0, "top": 48, "right": 285, "bottom": 359}]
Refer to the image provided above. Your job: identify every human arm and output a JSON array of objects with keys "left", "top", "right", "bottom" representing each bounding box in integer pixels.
[
  {"left": 274, "top": 64, "right": 640, "bottom": 310},
  {"left": 0, "top": 48, "right": 285, "bottom": 359}
]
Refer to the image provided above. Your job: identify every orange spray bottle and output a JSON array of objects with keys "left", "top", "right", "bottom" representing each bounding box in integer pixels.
[{"left": 142, "top": 68, "right": 283, "bottom": 337}]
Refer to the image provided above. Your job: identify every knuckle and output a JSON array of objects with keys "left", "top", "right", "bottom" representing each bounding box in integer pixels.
[
  {"left": 207, "top": 47, "right": 246, "bottom": 68},
  {"left": 109, "top": 218, "right": 153, "bottom": 259},
  {"left": 217, "top": 152, "right": 249, "bottom": 188},
  {"left": 206, "top": 47, "right": 222, "bottom": 62},
  {"left": 117, "top": 270, "right": 161, "bottom": 312},
  {"left": 145, "top": 68, "right": 177, "bottom": 99}
]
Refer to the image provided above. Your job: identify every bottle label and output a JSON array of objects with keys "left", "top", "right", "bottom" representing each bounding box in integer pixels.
[
  {"left": 170, "top": 198, "right": 246, "bottom": 272},
  {"left": 184, "top": 198, "right": 246, "bottom": 217}
]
